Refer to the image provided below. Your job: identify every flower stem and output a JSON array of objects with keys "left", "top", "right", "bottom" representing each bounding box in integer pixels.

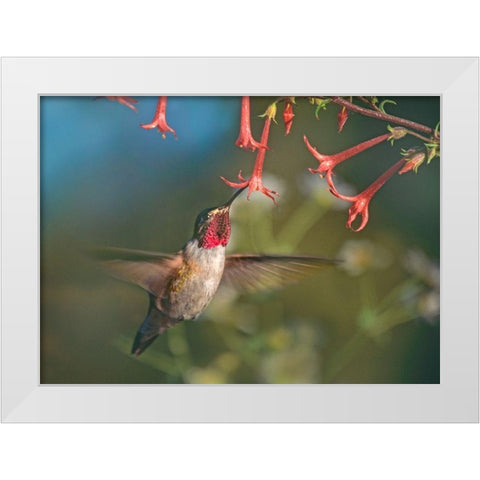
[
  {"left": 404, "top": 129, "right": 438, "bottom": 143},
  {"left": 331, "top": 97, "right": 436, "bottom": 136}
]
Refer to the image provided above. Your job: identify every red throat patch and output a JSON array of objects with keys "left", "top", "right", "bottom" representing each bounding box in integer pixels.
[{"left": 200, "top": 214, "right": 231, "bottom": 249}]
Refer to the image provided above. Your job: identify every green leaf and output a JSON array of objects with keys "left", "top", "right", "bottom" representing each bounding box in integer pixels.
[
  {"left": 313, "top": 99, "right": 331, "bottom": 119},
  {"left": 379, "top": 99, "right": 397, "bottom": 114},
  {"left": 425, "top": 144, "right": 439, "bottom": 164}
]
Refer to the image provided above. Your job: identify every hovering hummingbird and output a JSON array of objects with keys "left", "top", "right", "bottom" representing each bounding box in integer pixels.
[{"left": 93, "top": 186, "right": 337, "bottom": 356}]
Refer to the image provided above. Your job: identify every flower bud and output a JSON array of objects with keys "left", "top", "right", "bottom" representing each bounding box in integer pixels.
[{"left": 399, "top": 151, "right": 426, "bottom": 174}]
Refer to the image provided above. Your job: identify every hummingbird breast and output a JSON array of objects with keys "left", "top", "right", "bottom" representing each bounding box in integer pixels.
[{"left": 159, "top": 239, "right": 226, "bottom": 320}]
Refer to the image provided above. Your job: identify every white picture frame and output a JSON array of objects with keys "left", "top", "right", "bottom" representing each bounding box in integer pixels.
[{"left": 1, "top": 57, "right": 478, "bottom": 422}]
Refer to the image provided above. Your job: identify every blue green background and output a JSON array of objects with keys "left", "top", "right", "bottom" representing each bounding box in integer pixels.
[{"left": 40, "top": 96, "right": 440, "bottom": 384}]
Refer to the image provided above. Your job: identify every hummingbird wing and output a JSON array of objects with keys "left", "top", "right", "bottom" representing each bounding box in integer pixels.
[
  {"left": 91, "top": 247, "right": 181, "bottom": 296},
  {"left": 222, "top": 254, "right": 338, "bottom": 293}
]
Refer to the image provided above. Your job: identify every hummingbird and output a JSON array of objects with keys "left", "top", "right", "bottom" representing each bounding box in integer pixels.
[{"left": 93, "top": 186, "right": 337, "bottom": 356}]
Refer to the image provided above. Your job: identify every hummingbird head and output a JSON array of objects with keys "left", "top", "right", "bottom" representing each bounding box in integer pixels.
[{"left": 194, "top": 186, "right": 247, "bottom": 249}]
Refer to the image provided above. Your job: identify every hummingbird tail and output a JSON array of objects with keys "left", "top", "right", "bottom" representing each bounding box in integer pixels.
[
  {"left": 131, "top": 331, "right": 159, "bottom": 357},
  {"left": 131, "top": 298, "right": 181, "bottom": 356}
]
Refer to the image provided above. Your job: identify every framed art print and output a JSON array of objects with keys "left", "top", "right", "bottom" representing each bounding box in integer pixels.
[{"left": 1, "top": 57, "right": 478, "bottom": 422}]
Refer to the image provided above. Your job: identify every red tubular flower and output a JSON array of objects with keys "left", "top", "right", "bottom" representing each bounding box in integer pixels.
[
  {"left": 337, "top": 106, "right": 348, "bottom": 132},
  {"left": 235, "top": 96, "right": 265, "bottom": 151},
  {"left": 283, "top": 98, "right": 295, "bottom": 135},
  {"left": 221, "top": 105, "right": 279, "bottom": 204},
  {"left": 96, "top": 96, "right": 138, "bottom": 112},
  {"left": 329, "top": 158, "right": 405, "bottom": 232},
  {"left": 305, "top": 132, "right": 391, "bottom": 188},
  {"left": 140, "top": 96, "right": 177, "bottom": 139}
]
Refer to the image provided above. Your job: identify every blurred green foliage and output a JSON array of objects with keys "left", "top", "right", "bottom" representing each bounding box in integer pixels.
[{"left": 40, "top": 96, "right": 439, "bottom": 384}]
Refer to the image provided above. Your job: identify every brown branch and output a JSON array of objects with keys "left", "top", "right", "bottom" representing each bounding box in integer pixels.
[
  {"left": 331, "top": 97, "right": 436, "bottom": 136},
  {"left": 357, "top": 96, "right": 382, "bottom": 112}
]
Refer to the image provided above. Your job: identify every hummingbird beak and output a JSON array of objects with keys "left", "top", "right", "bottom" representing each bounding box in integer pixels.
[{"left": 222, "top": 185, "right": 248, "bottom": 209}]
